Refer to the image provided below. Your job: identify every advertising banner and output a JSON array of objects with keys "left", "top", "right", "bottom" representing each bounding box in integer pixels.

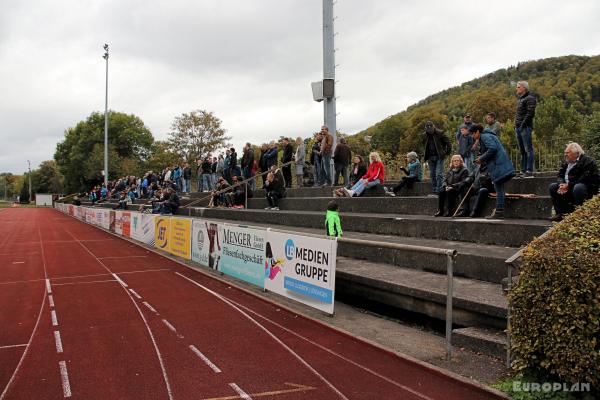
[
  {"left": 154, "top": 216, "right": 171, "bottom": 252},
  {"left": 139, "top": 214, "right": 155, "bottom": 246},
  {"left": 264, "top": 231, "right": 337, "bottom": 314},
  {"left": 122, "top": 212, "right": 131, "bottom": 237},
  {"left": 68, "top": 205, "right": 74, "bottom": 216},
  {"left": 131, "top": 212, "right": 143, "bottom": 241},
  {"left": 169, "top": 217, "right": 192, "bottom": 260},
  {"left": 85, "top": 208, "right": 92, "bottom": 224},
  {"left": 219, "top": 224, "right": 266, "bottom": 289},
  {"left": 191, "top": 219, "right": 222, "bottom": 270},
  {"left": 109, "top": 211, "right": 116, "bottom": 232},
  {"left": 114, "top": 211, "right": 123, "bottom": 235}
]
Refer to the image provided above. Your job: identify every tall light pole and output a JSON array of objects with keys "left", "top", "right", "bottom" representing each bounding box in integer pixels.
[
  {"left": 103, "top": 43, "right": 109, "bottom": 187},
  {"left": 323, "top": 0, "right": 337, "bottom": 147},
  {"left": 27, "top": 160, "right": 32, "bottom": 202}
]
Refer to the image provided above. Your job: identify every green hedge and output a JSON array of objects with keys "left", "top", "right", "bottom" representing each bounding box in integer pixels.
[{"left": 510, "top": 194, "right": 600, "bottom": 391}]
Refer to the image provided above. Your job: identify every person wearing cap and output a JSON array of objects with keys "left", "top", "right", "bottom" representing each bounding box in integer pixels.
[
  {"left": 515, "top": 81, "right": 537, "bottom": 177},
  {"left": 424, "top": 121, "right": 452, "bottom": 194},
  {"left": 472, "top": 124, "right": 515, "bottom": 219}
]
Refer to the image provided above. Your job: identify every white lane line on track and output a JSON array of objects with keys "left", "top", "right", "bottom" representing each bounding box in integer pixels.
[
  {"left": 51, "top": 310, "right": 59, "bottom": 326},
  {"left": 11, "top": 261, "right": 25, "bottom": 264},
  {"left": 54, "top": 331, "right": 64, "bottom": 353},
  {"left": 189, "top": 345, "right": 222, "bottom": 373},
  {"left": 48, "top": 295, "right": 55, "bottom": 308},
  {"left": 225, "top": 298, "right": 435, "bottom": 400},
  {"left": 64, "top": 228, "right": 174, "bottom": 400},
  {"left": 143, "top": 302, "right": 158, "bottom": 314},
  {"left": 46, "top": 279, "right": 52, "bottom": 294},
  {"left": 174, "top": 272, "right": 349, "bottom": 400},
  {"left": 0, "top": 344, "right": 28, "bottom": 350},
  {"left": 129, "top": 289, "right": 142, "bottom": 299},
  {"left": 58, "top": 361, "right": 72, "bottom": 397},
  {"left": 228, "top": 383, "right": 252, "bottom": 400},
  {"left": 111, "top": 273, "right": 128, "bottom": 288},
  {"left": 50, "top": 268, "right": 170, "bottom": 282},
  {"left": 162, "top": 319, "right": 184, "bottom": 338},
  {"left": 0, "top": 224, "right": 49, "bottom": 400}
]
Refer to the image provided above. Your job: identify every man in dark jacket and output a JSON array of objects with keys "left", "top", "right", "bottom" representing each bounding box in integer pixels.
[
  {"left": 423, "top": 121, "right": 452, "bottom": 194},
  {"left": 549, "top": 143, "right": 599, "bottom": 221},
  {"left": 241, "top": 143, "right": 254, "bottom": 186},
  {"left": 182, "top": 162, "right": 192, "bottom": 194},
  {"left": 515, "top": 81, "right": 537, "bottom": 177},
  {"left": 280, "top": 138, "right": 294, "bottom": 188},
  {"left": 333, "top": 137, "right": 352, "bottom": 186},
  {"left": 161, "top": 188, "right": 180, "bottom": 215},
  {"left": 264, "top": 171, "right": 285, "bottom": 210}
]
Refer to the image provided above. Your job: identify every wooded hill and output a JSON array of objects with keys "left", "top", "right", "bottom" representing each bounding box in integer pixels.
[{"left": 347, "top": 55, "right": 600, "bottom": 161}]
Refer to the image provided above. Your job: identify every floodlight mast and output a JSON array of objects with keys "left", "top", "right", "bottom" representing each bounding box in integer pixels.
[
  {"left": 323, "top": 0, "right": 337, "bottom": 149},
  {"left": 103, "top": 44, "right": 109, "bottom": 187}
]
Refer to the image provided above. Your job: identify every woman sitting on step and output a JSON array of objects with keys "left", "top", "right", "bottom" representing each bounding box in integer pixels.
[
  {"left": 434, "top": 155, "right": 470, "bottom": 217},
  {"left": 340, "top": 152, "right": 385, "bottom": 197},
  {"left": 385, "top": 151, "right": 423, "bottom": 197}
]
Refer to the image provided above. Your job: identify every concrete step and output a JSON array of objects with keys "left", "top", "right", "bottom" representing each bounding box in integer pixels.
[
  {"left": 336, "top": 257, "right": 507, "bottom": 329},
  {"left": 453, "top": 327, "right": 507, "bottom": 359},
  {"left": 247, "top": 195, "right": 553, "bottom": 220},
  {"left": 188, "top": 208, "right": 550, "bottom": 248},
  {"left": 243, "top": 176, "right": 556, "bottom": 199}
]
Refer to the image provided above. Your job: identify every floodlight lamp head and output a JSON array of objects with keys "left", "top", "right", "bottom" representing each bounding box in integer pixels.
[{"left": 103, "top": 44, "right": 109, "bottom": 51}]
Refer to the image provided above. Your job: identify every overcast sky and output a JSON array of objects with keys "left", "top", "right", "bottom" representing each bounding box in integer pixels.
[{"left": 1, "top": 0, "right": 599, "bottom": 174}]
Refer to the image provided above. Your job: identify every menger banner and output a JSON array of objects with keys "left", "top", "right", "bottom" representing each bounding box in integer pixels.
[
  {"left": 154, "top": 216, "right": 171, "bottom": 252},
  {"left": 219, "top": 224, "right": 266, "bottom": 289},
  {"left": 264, "top": 231, "right": 337, "bottom": 314},
  {"left": 169, "top": 217, "right": 191, "bottom": 260}
]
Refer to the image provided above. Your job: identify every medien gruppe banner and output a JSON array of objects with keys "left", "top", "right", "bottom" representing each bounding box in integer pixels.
[
  {"left": 191, "top": 219, "right": 222, "bottom": 271},
  {"left": 219, "top": 224, "right": 266, "bottom": 289},
  {"left": 264, "top": 231, "right": 337, "bottom": 314}
]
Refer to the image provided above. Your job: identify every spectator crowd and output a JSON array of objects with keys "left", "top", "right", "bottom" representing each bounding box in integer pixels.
[{"left": 79, "top": 81, "right": 599, "bottom": 222}]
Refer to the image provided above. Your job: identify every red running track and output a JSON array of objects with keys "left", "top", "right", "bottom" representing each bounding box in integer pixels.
[{"left": 0, "top": 208, "right": 507, "bottom": 400}]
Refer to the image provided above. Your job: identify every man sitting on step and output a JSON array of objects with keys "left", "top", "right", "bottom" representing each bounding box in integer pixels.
[{"left": 548, "top": 142, "right": 599, "bottom": 222}]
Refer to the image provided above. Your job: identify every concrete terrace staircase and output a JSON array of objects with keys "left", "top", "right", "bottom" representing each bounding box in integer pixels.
[{"left": 83, "top": 174, "right": 554, "bottom": 359}]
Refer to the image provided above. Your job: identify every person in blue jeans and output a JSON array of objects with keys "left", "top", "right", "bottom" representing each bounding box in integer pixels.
[
  {"left": 423, "top": 121, "right": 452, "bottom": 194},
  {"left": 514, "top": 81, "right": 537, "bottom": 177},
  {"left": 472, "top": 124, "right": 515, "bottom": 219}
]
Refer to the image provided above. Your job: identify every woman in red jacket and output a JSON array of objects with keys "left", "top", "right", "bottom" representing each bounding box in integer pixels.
[{"left": 342, "top": 152, "right": 385, "bottom": 197}]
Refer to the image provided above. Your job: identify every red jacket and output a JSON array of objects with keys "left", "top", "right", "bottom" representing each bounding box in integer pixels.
[{"left": 362, "top": 161, "right": 385, "bottom": 183}]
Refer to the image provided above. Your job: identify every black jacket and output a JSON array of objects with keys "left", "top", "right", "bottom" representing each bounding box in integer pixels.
[
  {"left": 443, "top": 167, "right": 470, "bottom": 191},
  {"left": 282, "top": 143, "right": 294, "bottom": 164},
  {"left": 515, "top": 91, "right": 537, "bottom": 130},
  {"left": 265, "top": 177, "right": 285, "bottom": 197},
  {"left": 424, "top": 129, "right": 452, "bottom": 161},
  {"left": 349, "top": 163, "right": 367, "bottom": 185},
  {"left": 333, "top": 143, "right": 352, "bottom": 166},
  {"left": 241, "top": 148, "right": 254, "bottom": 169},
  {"left": 183, "top": 167, "right": 192, "bottom": 179},
  {"left": 557, "top": 154, "right": 600, "bottom": 194}
]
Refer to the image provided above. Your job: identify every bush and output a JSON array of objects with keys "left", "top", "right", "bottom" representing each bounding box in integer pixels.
[{"left": 510, "top": 194, "right": 600, "bottom": 392}]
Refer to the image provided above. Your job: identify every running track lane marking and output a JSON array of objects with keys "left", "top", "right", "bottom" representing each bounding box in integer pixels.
[
  {"left": 49, "top": 295, "right": 55, "bottom": 308},
  {"left": 188, "top": 345, "right": 222, "bottom": 373},
  {"left": 12, "top": 261, "right": 25, "bottom": 264},
  {"left": 97, "top": 255, "right": 148, "bottom": 260},
  {"left": 162, "top": 319, "right": 184, "bottom": 338},
  {"left": 58, "top": 361, "right": 72, "bottom": 397},
  {"left": 202, "top": 383, "right": 316, "bottom": 400},
  {"left": 0, "top": 226, "right": 49, "bottom": 400},
  {"left": 46, "top": 279, "right": 52, "bottom": 294},
  {"left": 111, "top": 273, "right": 128, "bottom": 288},
  {"left": 54, "top": 331, "right": 64, "bottom": 353},
  {"left": 174, "top": 272, "right": 349, "bottom": 400},
  {"left": 52, "top": 280, "right": 118, "bottom": 286},
  {"left": 226, "top": 298, "right": 435, "bottom": 400},
  {"left": 0, "top": 344, "right": 27, "bottom": 350},
  {"left": 228, "top": 383, "right": 252, "bottom": 400},
  {"left": 143, "top": 302, "right": 158, "bottom": 314},
  {"left": 63, "top": 229, "right": 174, "bottom": 400},
  {"left": 51, "top": 310, "right": 59, "bottom": 326},
  {"left": 129, "top": 289, "right": 142, "bottom": 299}
]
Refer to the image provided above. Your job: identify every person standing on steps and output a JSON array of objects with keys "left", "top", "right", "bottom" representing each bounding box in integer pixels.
[
  {"left": 471, "top": 124, "right": 515, "bottom": 219},
  {"left": 514, "top": 81, "right": 537, "bottom": 178},
  {"left": 423, "top": 121, "right": 452, "bottom": 194}
]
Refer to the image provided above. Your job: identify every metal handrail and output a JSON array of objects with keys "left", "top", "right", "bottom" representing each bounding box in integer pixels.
[
  {"left": 184, "top": 160, "right": 296, "bottom": 211},
  {"left": 57, "top": 193, "right": 79, "bottom": 203}
]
